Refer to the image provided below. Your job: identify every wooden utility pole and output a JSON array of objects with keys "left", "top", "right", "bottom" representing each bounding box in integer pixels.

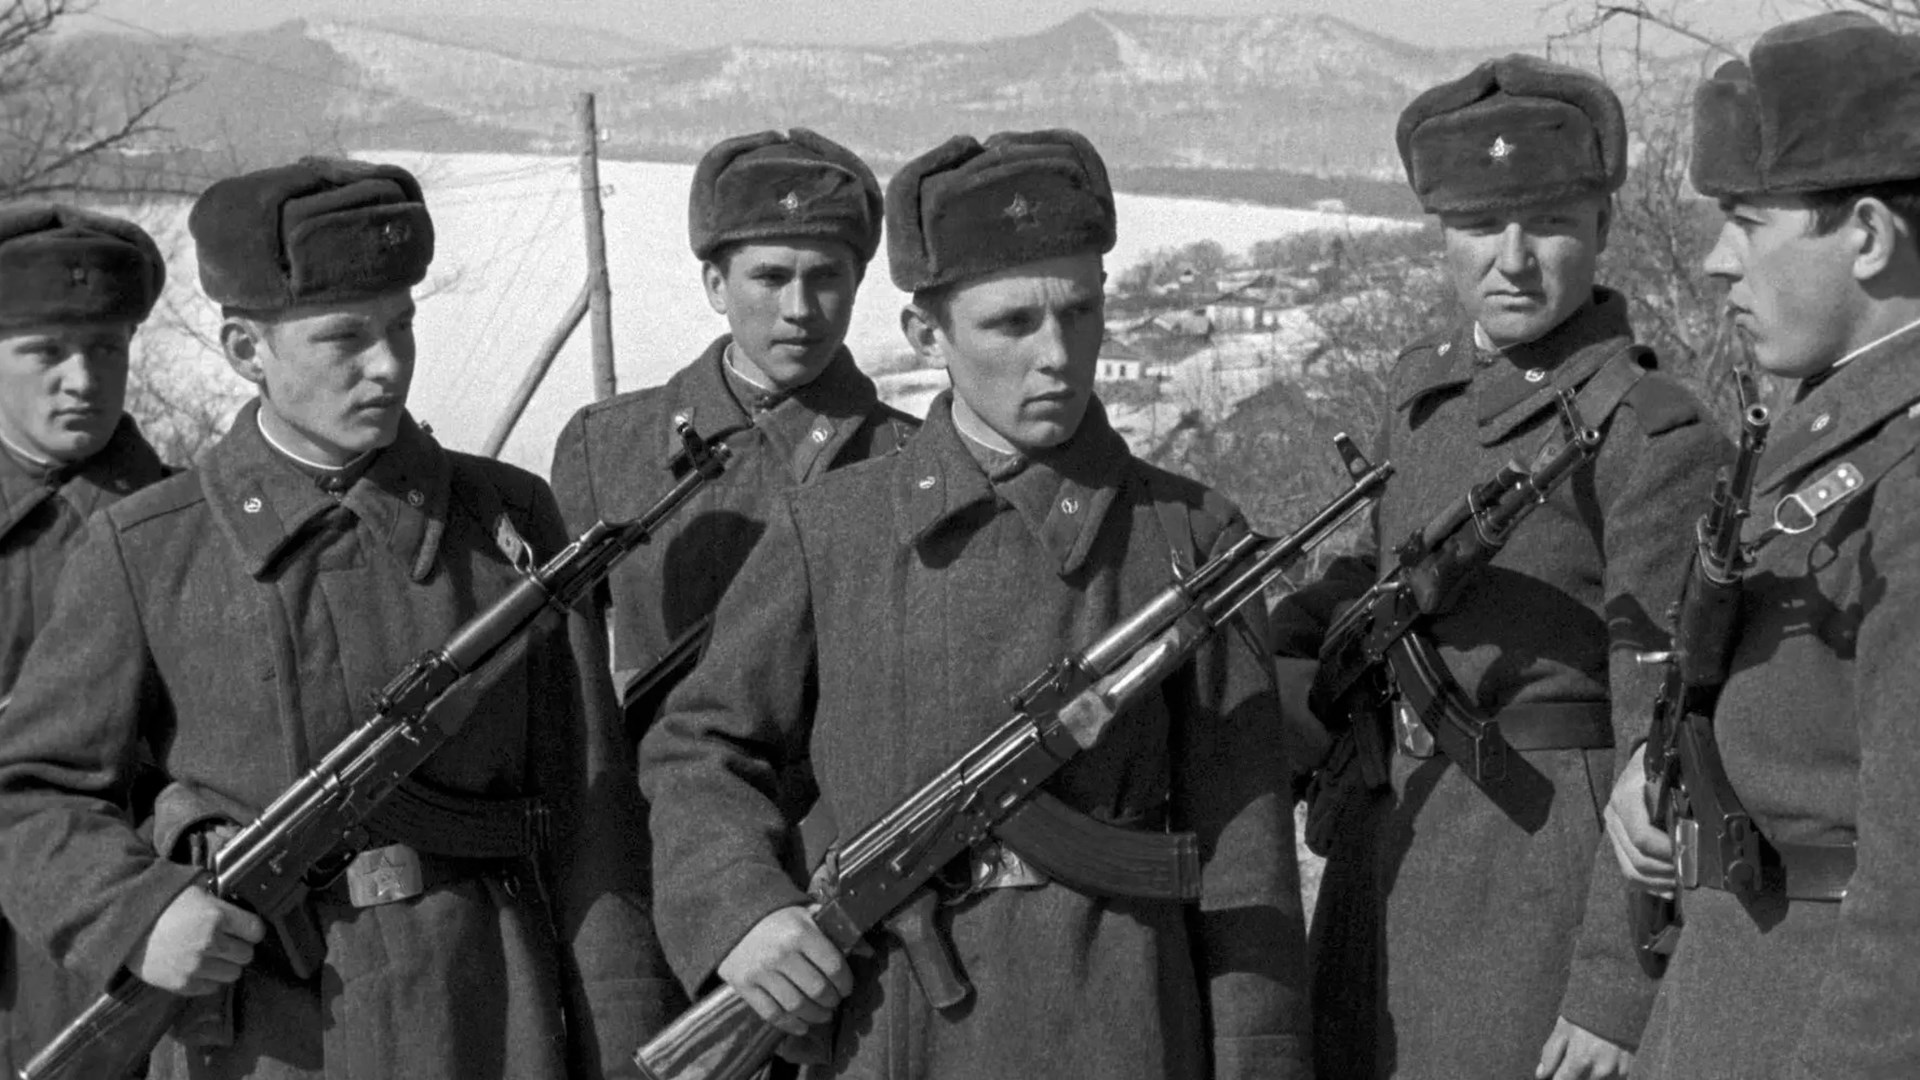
[
  {"left": 481, "top": 281, "right": 591, "bottom": 458},
  {"left": 578, "top": 91, "right": 617, "bottom": 400}
]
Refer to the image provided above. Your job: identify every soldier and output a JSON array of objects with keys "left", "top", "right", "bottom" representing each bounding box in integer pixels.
[
  {"left": 0, "top": 205, "right": 170, "bottom": 1078},
  {"left": 639, "top": 131, "right": 1310, "bottom": 1078},
  {"left": 0, "top": 158, "right": 667, "bottom": 1079},
  {"left": 1605, "top": 14, "right": 1920, "bottom": 1078},
  {"left": 1271, "top": 58, "right": 1731, "bottom": 1078},
  {"left": 549, "top": 128, "right": 914, "bottom": 724}
]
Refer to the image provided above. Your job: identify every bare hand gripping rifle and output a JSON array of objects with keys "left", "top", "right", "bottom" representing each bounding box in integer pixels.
[
  {"left": 1630, "top": 373, "right": 1770, "bottom": 978},
  {"left": 632, "top": 435, "right": 1393, "bottom": 1080},
  {"left": 20, "top": 419, "right": 735, "bottom": 1080},
  {"left": 1301, "top": 389, "right": 1604, "bottom": 854}
]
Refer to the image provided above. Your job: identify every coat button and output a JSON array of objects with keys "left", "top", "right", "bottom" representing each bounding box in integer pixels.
[
  {"left": 1060, "top": 497, "right": 1080, "bottom": 514},
  {"left": 407, "top": 489, "right": 425, "bottom": 507},
  {"left": 1811, "top": 413, "right": 1831, "bottom": 432},
  {"left": 1524, "top": 368, "right": 1546, "bottom": 383},
  {"left": 811, "top": 425, "right": 830, "bottom": 444},
  {"left": 243, "top": 496, "right": 263, "bottom": 514},
  {"left": 917, "top": 476, "right": 937, "bottom": 490}
]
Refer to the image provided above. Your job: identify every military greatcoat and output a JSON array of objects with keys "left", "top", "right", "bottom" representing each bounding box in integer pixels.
[
  {"left": 0, "top": 417, "right": 168, "bottom": 1077},
  {"left": 1634, "top": 339, "right": 1920, "bottom": 1080},
  {"left": 1272, "top": 290, "right": 1731, "bottom": 1078},
  {"left": 641, "top": 395, "right": 1310, "bottom": 1080},
  {"left": 549, "top": 336, "right": 914, "bottom": 698},
  {"left": 0, "top": 403, "right": 669, "bottom": 1080}
]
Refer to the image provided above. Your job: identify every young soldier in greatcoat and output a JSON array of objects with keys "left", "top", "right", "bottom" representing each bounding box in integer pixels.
[
  {"left": 549, "top": 129, "right": 914, "bottom": 716},
  {"left": 0, "top": 205, "right": 170, "bottom": 1078},
  {"left": 0, "top": 158, "right": 667, "bottom": 1079},
  {"left": 1272, "top": 58, "right": 1731, "bottom": 1079},
  {"left": 1606, "top": 15, "right": 1920, "bottom": 1078},
  {"left": 640, "top": 130, "right": 1310, "bottom": 1078}
]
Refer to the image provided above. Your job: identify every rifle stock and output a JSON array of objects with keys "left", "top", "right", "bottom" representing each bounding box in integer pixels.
[
  {"left": 633, "top": 435, "right": 1393, "bottom": 1080},
  {"left": 20, "top": 420, "right": 736, "bottom": 1080},
  {"left": 1631, "top": 375, "right": 1769, "bottom": 977}
]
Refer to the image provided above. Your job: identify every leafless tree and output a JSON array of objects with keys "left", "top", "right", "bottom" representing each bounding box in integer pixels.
[{"left": 0, "top": 1, "right": 193, "bottom": 200}]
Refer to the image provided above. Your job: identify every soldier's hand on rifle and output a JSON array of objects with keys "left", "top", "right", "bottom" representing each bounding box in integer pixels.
[
  {"left": 718, "top": 905, "right": 852, "bottom": 1036},
  {"left": 1605, "top": 743, "right": 1675, "bottom": 897},
  {"left": 125, "top": 885, "right": 266, "bottom": 996}
]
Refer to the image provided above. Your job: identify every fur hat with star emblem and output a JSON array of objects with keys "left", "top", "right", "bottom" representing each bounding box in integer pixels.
[
  {"left": 1395, "top": 54, "right": 1627, "bottom": 214},
  {"left": 0, "top": 203, "right": 165, "bottom": 332},
  {"left": 189, "top": 156, "right": 434, "bottom": 311},
  {"left": 1692, "top": 13, "right": 1920, "bottom": 198},
  {"left": 687, "top": 128, "right": 883, "bottom": 265},
  {"left": 885, "top": 128, "right": 1116, "bottom": 293}
]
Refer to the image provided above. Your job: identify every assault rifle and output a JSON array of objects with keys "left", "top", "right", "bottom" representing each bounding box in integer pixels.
[
  {"left": 1630, "top": 373, "right": 1770, "bottom": 977},
  {"left": 1302, "top": 389, "right": 1602, "bottom": 854},
  {"left": 632, "top": 435, "right": 1394, "bottom": 1080},
  {"left": 21, "top": 419, "right": 735, "bottom": 1080}
]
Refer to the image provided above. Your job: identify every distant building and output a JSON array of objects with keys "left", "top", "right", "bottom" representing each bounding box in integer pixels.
[{"left": 1097, "top": 337, "right": 1151, "bottom": 381}]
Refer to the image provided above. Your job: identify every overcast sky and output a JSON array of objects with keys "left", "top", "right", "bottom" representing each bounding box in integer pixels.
[{"left": 92, "top": 0, "right": 1807, "bottom": 52}]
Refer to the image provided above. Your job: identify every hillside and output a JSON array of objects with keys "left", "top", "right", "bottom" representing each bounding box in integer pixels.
[{"left": 71, "top": 7, "right": 1531, "bottom": 193}]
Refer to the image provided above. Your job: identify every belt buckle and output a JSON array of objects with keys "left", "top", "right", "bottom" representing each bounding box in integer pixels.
[
  {"left": 346, "top": 844, "right": 427, "bottom": 907},
  {"left": 1394, "top": 700, "right": 1435, "bottom": 759},
  {"left": 966, "top": 841, "right": 1049, "bottom": 896},
  {"left": 1674, "top": 818, "right": 1699, "bottom": 890}
]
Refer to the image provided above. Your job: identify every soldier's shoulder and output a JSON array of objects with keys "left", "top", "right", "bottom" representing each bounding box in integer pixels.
[
  {"left": 1129, "top": 458, "right": 1244, "bottom": 550},
  {"left": 101, "top": 468, "right": 206, "bottom": 533},
  {"left": 561, "top": 382, "right": 676, "bottom": 449},
  {"left": 446, "top": 449, "right": 553, "bottom": 516},
  {"left": 1620, "top": 362, "right": 1710, "bottom": 437}
]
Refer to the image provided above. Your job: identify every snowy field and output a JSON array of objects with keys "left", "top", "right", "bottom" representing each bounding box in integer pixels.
[{"left": 140, "top": 152, "right": 1417, "bottom": 475}]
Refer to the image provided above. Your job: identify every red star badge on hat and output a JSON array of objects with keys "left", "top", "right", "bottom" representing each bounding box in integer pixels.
[
  {"left": 68, "top": 265, "right": 88, "bottom": 285},
  {"left": 779, "top": 190, "right": 804, "bottom": 218},
  {"left": 1489, "top": 136, "right": 1516, "bottom": 163},
  {"left": 1004, "top": 193, "right": 1041, "bottom": 231},
  {"left": 381, "top": 220, "right": 410, "bottom": 248}
]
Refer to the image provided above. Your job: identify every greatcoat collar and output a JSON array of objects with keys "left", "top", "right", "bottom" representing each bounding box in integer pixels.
[
  {"left": 893, "top": 392, "right": 1131, "bottom": 577},
  {"left": 1397, "top": 288, "right": 1640, "bottom": 445},
  {"left": 0, "top": 416, "right": 168, "bottom": 546},
  {"left": 661, "top": 335, "right": 885, "bottom": 486},
  {"left": 1756, "top": 332, "right": 1920, "bottom": 496},
  {"left": 200, "top": 399, "right": 452, "bottom": 582}
]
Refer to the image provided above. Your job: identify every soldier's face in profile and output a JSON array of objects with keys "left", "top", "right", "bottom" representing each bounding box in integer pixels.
[
  {"left": 908, "top": 254, "right": 1105, "bottom": 454},
  {"left": 1704, "top": 195, "right": 1862, "bottom": 380},
  {"left": 1439, "top": 196, "right": 1608, "bottom": 348},
  {"left": 224, "top": 289, "right": 416, "bottom": 466},
  {"left": 704, "top": 239, "right": 861, "bottom": 390},
  {"left": 0, "top": 321, "right": 132, "bottom": 464}
]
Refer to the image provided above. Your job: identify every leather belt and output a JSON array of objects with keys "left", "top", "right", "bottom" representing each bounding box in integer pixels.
[
  {"left": 318, "top": 843, "right": 527, "bottom": 908},
  {"left": 1693, "top": 836, "right": 1855, "bottom": 903},
  {"left": 1395, "top": 698, "right": 1613, "bottom": 758}
]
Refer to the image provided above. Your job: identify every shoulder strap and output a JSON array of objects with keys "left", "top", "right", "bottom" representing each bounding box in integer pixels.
[
  {"left": 1570, "top": 345, "right": 1653, "bottom": 433},
  {"left": 1143, "top": 470, "right": 1198, "bottom": 577},
  {"left": 449, "top": 462, "right": 539, "bottom": 574},
  {"left": 1760, "top": 406, "right": 1920, "bottom": 546}
]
